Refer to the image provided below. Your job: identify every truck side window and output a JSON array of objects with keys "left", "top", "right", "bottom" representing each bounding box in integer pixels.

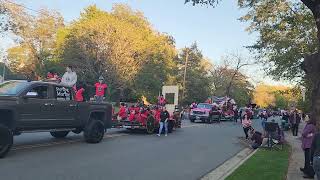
[
  {"left": 55, "top": 86, "right": 72, "bottom": 101},
  {"left": 27, "top": 86, "right": 48, "bottom": 99}
]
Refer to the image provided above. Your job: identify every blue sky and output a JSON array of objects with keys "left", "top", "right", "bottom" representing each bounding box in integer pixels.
[{"left": 1, "top": 0, "right": 289, "bottom": 85}]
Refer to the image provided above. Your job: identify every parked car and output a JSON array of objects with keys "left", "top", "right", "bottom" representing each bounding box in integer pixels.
[{"left": 0, "top": 80, "right": 112, "bottom": 158}]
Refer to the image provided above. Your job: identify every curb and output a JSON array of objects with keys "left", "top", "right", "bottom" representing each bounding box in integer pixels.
[{"left": 201, "top": 148, "right": 258, "bottom": 180}]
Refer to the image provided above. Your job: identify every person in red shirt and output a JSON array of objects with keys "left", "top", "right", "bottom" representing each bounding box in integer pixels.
[
  {"left": 75, "top": 83, "right": 85, "bottom": 102},
  {"left": 158, "top": 95, "right": 166, "bottom": 106},
  {"left": 94, "top": 76, "right": 108, "bottom": 103},
  {"left": 128, "top": 110, "right": 136, "bottom": 122},
  {"left": 129, "top": 105, "right": 135, "bottom": 112},
  {"left": 155, "top": 107, "right": 161, "bottom": 123},
  {"left": 134, "top": 105, "right": 140, "bottom": 114},
  {"left": 137, "top": 108, "right": 148, "bottom": 126},
  {"left": 47, "top": 71, "right": 54, "bottom": 79},
  {"left": 117, "top": 103, "right": 127, "bottom": 120}
]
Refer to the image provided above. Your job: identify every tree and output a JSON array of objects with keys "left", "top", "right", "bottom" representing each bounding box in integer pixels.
[
  {"left": 176, "top": 43, "right": 214, "bottom": 105},
  {"left": 219, "top": 53, "right": 253, "bottom": 97},
  {"left": 186, "top": 0, "right": 320, "bottom": 129},
  {"left": 253, "top": 84, "right": 300, "bottom": 109},
  {"left": 57, "top": 5, "right": 177, "bottom": 102},
  {"left": 1, "top": 2, "right": 64, "bottom": 78},
  {"left": 212, "top": 65, "right": 253, "bottom": 107}
]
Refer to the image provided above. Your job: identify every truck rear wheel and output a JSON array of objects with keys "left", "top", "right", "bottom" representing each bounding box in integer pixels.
[
  {"left": 84, "top": 119, "right": 105, "bottom": 143},
  {"left": 50, "top": 131, "right": 69, "bottom": 138},
  {"left": 0, "top": 125, "right": 13, "bottom": 158},
  {"left": 146, "top": 116, "right": 155, "bottom": 134}
]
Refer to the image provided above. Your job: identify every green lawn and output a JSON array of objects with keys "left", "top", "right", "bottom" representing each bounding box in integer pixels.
[{"left": 226, "top": 145, "right": 290, "bottom": 180}]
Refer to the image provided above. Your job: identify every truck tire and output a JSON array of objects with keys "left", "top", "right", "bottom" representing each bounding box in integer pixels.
[
  {"left": 146, "top": 116, "right": 155, "bottom": 134},
  {"left": 72, "top": 128, "right": 82, "bottom": 134},
  {"left": 84, "top": 119, "right": 105, "bottom": 143},
  {"left": 50, "top": 131, "right": 69, "bottom": 138},
  {"left": 0, "top": 125, "right": 13, "bottom": 158}
]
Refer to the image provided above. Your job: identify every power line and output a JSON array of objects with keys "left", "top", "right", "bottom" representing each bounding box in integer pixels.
[{"left": 2, "top": 0, "right": 71, "bottom": 24}]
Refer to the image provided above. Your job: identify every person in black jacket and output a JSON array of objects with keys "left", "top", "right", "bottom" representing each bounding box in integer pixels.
[{"left": 157, "top": 107, "right": 170, "bottom": 137}]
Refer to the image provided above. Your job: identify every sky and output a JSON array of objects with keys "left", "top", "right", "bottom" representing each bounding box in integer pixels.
[{"left": 0, "top": 0, "right": 291, "bottom": 86}]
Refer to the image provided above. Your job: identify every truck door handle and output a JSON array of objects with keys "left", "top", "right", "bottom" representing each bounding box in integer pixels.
[
  {"left": 69, "top": 104, "right": 77, "bottom": 107},
  {"left": 44, "top": 103, "right": 54, "bottom": 106}
]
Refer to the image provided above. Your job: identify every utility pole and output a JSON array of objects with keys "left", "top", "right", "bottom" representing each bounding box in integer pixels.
[{"left": 182, "top": 49, "right": 189, "bottom": 100}]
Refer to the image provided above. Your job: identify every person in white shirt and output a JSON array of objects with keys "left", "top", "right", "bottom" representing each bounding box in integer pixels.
[{"left": 61, "top": 66, "right": 77, "bottom": 87}]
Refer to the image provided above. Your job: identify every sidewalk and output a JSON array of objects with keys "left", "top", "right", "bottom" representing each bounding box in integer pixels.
[{"left": 286, "top": 122, "right": 306, "bottom": 180}]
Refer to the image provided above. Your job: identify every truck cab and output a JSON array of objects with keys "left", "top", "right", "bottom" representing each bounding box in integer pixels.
[{"left": 0, "top": 80, "right": 112, "bottom": 158}]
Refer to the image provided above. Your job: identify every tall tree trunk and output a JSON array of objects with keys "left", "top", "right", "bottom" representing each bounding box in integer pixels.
[
  {"left": 301, "top": 1, "right": 320, "bottom": 130},
  {"left": 302, "top": 54, "right": 320, "bottom": 130}
]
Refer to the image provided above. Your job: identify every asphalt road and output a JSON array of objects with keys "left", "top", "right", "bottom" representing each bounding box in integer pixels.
[{"left": 0, "top": 119, "right": 263, "bottom": 180}]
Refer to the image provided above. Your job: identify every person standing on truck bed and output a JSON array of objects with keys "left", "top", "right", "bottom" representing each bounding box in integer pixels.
[
  {"left": 157, "top": 106, "right": 170, "bottom": 137},
  {"left": 94, "top": 76, "right": 108, "bottom": 103},
  {"left": 61, "top": 65, "right": 77, "bottom": 88}
]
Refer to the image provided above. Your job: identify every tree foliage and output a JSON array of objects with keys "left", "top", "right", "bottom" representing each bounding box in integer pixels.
[
  {"left": 212, "top": 65, "right": 253, "bottom": 107},
  {"left": 1, "top": 2, "right": 64, "bottom": 78},
  {"left": 1, "top": 2, "right": 255, "bottom": 105},
  {"left": 253, "top": 84, "right": 300, "bottom": 108},
  {"left": 176, "top": 43, "right": 214, "bottom": 105},
  {"left": 57, "top": 5, "right": 177, "bottom": 102}
]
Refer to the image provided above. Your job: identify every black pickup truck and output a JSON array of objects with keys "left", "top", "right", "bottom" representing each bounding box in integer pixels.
[{"left": 0, "top": 80, "right": 112, "bottom": 158}]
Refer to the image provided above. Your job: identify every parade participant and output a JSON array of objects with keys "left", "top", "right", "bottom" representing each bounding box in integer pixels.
[
  {"left": 136, "top": 108, "right": 148, "bottom": 126},
  {"left": 47, "top": 71, "right": 54, "bottom": 79},
  {"left": 128, "top": 109, "right": 136, "bottom": 122},
  {"left": 94, "top": 76, "right": 108, "bottom": 103},
  {"left": 158, "top": 94, "right": 166, "bottom": 106},
  {"left": 129, "top": 105, "right": 135, "bottom": 113},
  {"left": 61, "top": 66, "right": 77, "bottom": 87},
  {"left": 134, "top": 104, "right": 141, "bottom": 114},
  {"left": 75, "top": 83, "right": 85, "bottom": 102},
  {"left": 117, "top": 103, "right": 127, "bottom": 120},
  {"left": 242, "top": 114, "right": 253, "bottom": 139},
  {"left": 157, "top": 106, "right": 170, "bottom": 137},
  {"left": 154, "top": 106, "right": 161, "bottom": 123}
]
